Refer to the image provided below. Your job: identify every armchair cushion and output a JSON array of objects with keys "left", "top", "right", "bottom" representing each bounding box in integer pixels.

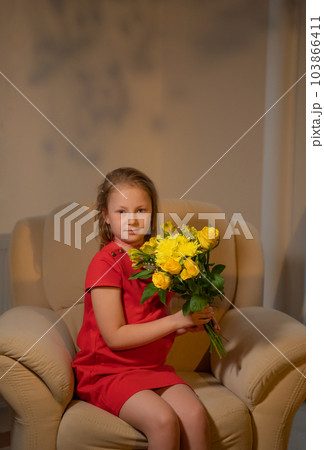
[
  {"left": 211, "top": 306, "right": 306, "bottom": 409},
  {"left": 0, "top": 306, "right": 75, "bottom": 405},
  {"left": 233, "top": 222, "right": 264, "bottom": 309},
  {"left": 0, "top": 355, "right": 65, "bottom": 450}
]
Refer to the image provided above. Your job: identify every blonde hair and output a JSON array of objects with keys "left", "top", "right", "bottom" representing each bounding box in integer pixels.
[{"left": 96, "top": 167, "right": 158, "bottom": 249}]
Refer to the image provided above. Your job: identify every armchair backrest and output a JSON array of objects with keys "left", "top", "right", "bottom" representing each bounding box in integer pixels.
[{"left": 9, "top": 199, "right": 264, "bottom": 371}]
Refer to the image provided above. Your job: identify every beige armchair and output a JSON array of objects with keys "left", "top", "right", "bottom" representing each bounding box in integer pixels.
[{"left": 0, "top": 199, "right": 306, "bottom": 450}]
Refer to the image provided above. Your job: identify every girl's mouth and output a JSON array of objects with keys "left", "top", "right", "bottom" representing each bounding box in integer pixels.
[{"left": 128, "top": 229, "right": 137, "bottom": 235}]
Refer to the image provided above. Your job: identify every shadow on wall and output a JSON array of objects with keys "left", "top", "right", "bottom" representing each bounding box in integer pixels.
[
  {"left": 274, "top": 210, "right": 306, "bottom": 323},
  {"left": 9, "top": 217, "right": 46, "bottom": 308}
]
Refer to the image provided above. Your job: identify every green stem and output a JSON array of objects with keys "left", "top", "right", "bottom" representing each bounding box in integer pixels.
[
  {"left": 204, "top": 322, "right": 227, "bottom": 358},
  {"left": 206, "top": 250, "right": 210, "bottom": 275}
]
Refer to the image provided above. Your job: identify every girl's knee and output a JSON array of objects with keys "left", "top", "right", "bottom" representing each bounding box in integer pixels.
[
  {"left": 183, "top": 400, "right": 209, "bottom": 429},
  {"left": 143, "top": 407, "right": 180, "bottom": 446},
  {"left": 155, "top": 408, "right": 180, "bottom": 433}
]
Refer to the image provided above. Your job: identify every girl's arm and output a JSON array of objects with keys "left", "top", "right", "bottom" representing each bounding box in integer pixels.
[{"left": 91, "top": 286, "right": 214, "bottom": 350}]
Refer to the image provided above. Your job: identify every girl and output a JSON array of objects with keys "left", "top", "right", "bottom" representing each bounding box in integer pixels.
[{"left": 72, "top": 167, "right": 216, "bottom": 450}]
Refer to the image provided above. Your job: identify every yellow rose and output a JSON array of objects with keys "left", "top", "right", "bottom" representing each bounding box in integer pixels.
[
  {"left": 197, "top": 226, "right": 219, "bottom": 249},
  {"left": 180, "top": 268, "right": 190, "bottom": 280},
  {"left": 160, "top": 258, "right": 182, "bottom": 275},
  {"left": 152, "top": 272, "right": 171, "bottom": 290},
  {"left": 183, "top": 258, "right": 200, "bottom": 277},
  {"left": 180, "top": 258, "right": 200, "bottom": 280}
]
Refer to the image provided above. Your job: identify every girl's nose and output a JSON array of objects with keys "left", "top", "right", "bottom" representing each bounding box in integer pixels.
[{"left": 127, "top": 214, "right": 138, "bottom": 224}]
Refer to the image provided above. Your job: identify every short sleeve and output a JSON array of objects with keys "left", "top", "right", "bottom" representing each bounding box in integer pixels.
[{"left": 85, "top": 252, "right": 122, "bottom": 292}]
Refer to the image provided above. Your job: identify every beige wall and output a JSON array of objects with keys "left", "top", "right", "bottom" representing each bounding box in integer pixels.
[
  {"left": 0, "top": 0, "right": 269, "bottom": 231},
  {"left": 0, "top": 0, "right": 305, "bottom": 320}
]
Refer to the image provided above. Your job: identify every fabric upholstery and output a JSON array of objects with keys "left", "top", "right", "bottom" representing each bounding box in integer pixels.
[
  {"left": 211, "top": 307, "right": 306, "bottom": 409},
  {"left": 233, "top": 222, "right": 264, "bottom": 309},
  {"left": 42, "top": 202, "right": 98, "bottom": 313},
  {"left": 0, "top": 356, "right": 64, "bottom": 450},
  {"left": 250, "top": 361, "right": 306, "bottom": 449},
  {"left": 0, "top": 306, "right": 75, "bottom": 405}
]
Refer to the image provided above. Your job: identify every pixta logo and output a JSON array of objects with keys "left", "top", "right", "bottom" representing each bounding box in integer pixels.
[
  {"left": 117, "top": 212, "right": 254, "bottom": 240},
  {"left": 54, "top": 202, "right": 99, "bottom": 250}
]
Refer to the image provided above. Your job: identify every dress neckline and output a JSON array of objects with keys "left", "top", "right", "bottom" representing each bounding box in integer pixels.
[
  {"left": 112, "top": 236, "right": 144, "bottom": 252},
  {"left": 103, "top": 239, "right": 142, "bottom": 256}
]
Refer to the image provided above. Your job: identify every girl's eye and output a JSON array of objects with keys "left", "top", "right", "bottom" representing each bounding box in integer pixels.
[
  {"left": 117, "top": 210, "right": 125, "bottom": 214},
  {"left": 138, "top": 209, "right": 145, "bottom": 213}
]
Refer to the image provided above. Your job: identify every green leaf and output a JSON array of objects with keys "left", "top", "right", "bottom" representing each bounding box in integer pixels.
[
  {"left": 200, "top": 277, "right": 210, "bottom": 287},
  {"left": 190, "top": 295, "right": 209, "bottom": 312},
  {"left": 211, "top": 264, "right": 226, "bottom": 275},
  {"left": 129, "top": 269, "right": 153, "bottom": 280},
  {"left": 211, "top": 273, "right": 224, "bottom": 291},
  {"left": 172, "top": 283, "right": 187, "bottom": 292},
  {"left": 158, "top": 288, "right": 167, "bottom": 305},
  {"left": 187, "top": 278, "right": 198, "bottom": 293},
  {"left": 140, "top": 283, "right": 158, "bottom": 304},
  {"left": 170, "top": 287, "right": 187, "bottom": 295},
  {"left": 138, "top": 272, "right": 155, "bottom": 279},
  {"left": 182, "top": 300, "right": 191, "bottom": 316}
]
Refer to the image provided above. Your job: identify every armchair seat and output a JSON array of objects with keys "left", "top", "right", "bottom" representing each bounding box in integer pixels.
[
  {"left": 57, "top": 372, "right": 252, "bottom": 450},
  {"left": 0, "top": 199, "right": 306, "bottom": 449}
]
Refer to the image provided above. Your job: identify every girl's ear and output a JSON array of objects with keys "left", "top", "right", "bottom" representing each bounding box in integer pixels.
[{"left": 102, "top": 210, "right": 110, "bottom": 225}]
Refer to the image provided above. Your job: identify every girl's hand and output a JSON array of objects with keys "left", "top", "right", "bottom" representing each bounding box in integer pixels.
[
  {"left": 174, "top": 305, "right": 215, "bottom": 330},
  {"left": 174, "top": 306, "right": 221, "bottom": 336}
]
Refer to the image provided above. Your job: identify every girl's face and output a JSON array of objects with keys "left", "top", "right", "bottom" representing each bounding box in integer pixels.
[{"left": 103, "top": 184, "right": 152, "bottom": 248}]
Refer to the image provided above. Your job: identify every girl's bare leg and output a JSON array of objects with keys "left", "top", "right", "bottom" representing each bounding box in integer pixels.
[
  {"left": 155, "top": 384, "right": 211, "bottom": 450},
  {"left": 119, "top": 389, "right": 180, "bottom": 450}
]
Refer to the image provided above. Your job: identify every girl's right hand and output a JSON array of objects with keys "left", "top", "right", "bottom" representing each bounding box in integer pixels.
[{"left": 175, "top": 305, "right": 215, "bottom": 329}]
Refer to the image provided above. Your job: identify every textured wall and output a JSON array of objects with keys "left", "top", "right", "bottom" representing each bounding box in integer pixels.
[
  {"left": 0, "top": 0, "right": 305, "bottom": 320},
  {"left": 0, "top": 0, "right": 269, "bottom": 233}
]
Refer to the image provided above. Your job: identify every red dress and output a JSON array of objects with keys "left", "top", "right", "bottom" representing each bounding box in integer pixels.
[{"left": 72, "top": 240, "right": 188, "bottom": 417}]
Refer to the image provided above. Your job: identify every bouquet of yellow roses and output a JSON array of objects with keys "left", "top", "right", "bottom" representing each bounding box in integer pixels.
[{"left": 128, "top": 221, "right": 227, "bottom": 358}]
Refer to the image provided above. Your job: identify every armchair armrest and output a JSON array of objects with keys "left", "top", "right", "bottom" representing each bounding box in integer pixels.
[
  {"left": 0, "top": 355, "right": 67, "bottom": 450},
  {"left": 0, "top": 306, "right": 76, "bottom": 406},
  {"left": 211, "top": 306, "right": 306, "bottom": 410}
]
